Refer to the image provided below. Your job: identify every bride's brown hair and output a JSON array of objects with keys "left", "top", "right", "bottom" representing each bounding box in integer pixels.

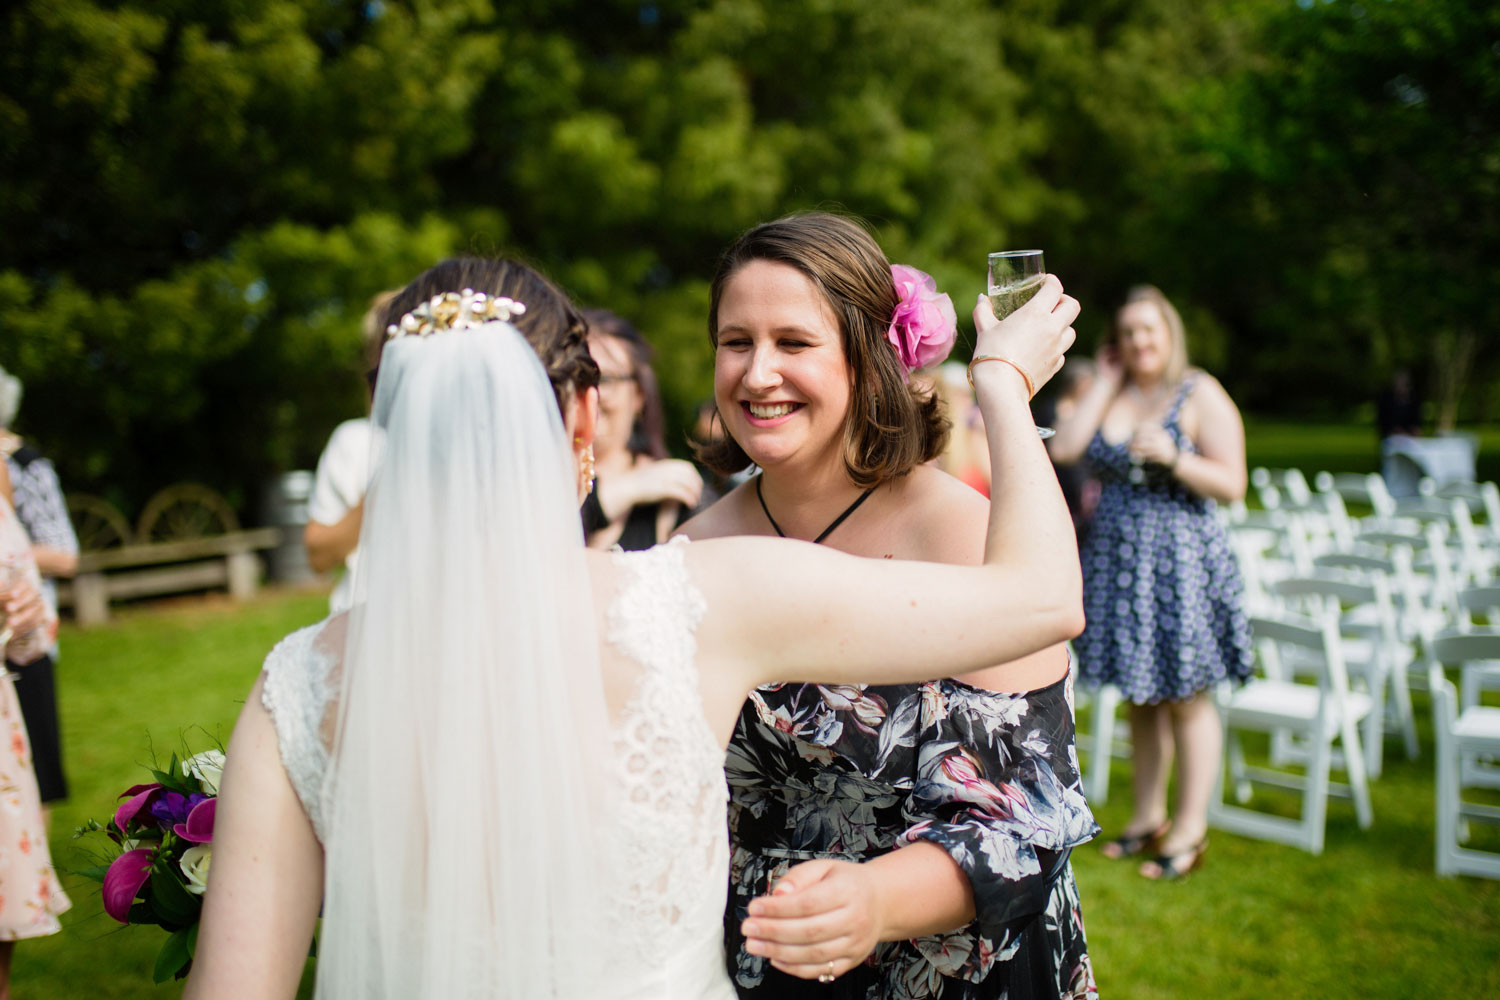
[
  {"left": 696, "top": 213, "right": 950, "bottom": 488},
  {"left": 375, "top": 258, "right": 599, "bottom": 410}
]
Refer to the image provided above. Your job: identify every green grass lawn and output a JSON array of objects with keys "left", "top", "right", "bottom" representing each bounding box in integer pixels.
[
  {"left": 1243, "top": 416, "right": 1500, "bottom": 484},
  {"left": 18, "top": 414, "right": 1500, "bottom": 998},
  {"left": 17, "top": 587, "right": 329, "bottom": 1000},
  {"left": 21, "top": 584, "right": 1500, "bottom": 999}
]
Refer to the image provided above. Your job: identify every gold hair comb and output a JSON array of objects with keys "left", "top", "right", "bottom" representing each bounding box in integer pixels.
[{"left": 386, "top": 288, "right": 527, "bottom": 340}]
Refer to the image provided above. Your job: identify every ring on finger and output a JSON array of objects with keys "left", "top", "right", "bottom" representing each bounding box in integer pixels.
[{"left": 817, "top": 961, "right": 836, "bottom": 984}]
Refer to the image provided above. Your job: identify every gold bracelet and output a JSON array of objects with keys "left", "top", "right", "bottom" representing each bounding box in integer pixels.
[{"left": 967, "top": 355, "right": 1036, "bottom": 398}]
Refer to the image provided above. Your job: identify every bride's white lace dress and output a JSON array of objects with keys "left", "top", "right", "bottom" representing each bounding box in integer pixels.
[{"left": 261, "top": 539, "right": 735, "bottom": 998}]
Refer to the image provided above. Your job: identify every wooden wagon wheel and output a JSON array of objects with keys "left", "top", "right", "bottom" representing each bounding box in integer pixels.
[
  {"left": 136, "top": 483, "right": 240, "bottom": 543},
  {"left": 66, "top": 494, "right": 134, "bottom": 551}
]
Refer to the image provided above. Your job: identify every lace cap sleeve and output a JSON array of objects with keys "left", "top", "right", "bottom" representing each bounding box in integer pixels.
[
  {"left": 606, "top": 536, "right": 707, "bottom": 669},
  {"left": 260, "top": 621, "right": 337, "bottom": 841}
]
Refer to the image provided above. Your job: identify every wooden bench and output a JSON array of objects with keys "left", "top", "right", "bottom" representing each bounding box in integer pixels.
[{"left": 57, "top": 527, "right": 283, "bottom": 627}]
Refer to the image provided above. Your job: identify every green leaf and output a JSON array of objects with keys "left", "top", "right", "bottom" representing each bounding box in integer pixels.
[
  {"left": 153, "top": 927, "right": 194, "bottom": 984},
  {"left": 148, "top": 868, "right": 200, "bottom": 928},
  {"left": 75, "top": 865, "right": 111, "bottom": 883}
]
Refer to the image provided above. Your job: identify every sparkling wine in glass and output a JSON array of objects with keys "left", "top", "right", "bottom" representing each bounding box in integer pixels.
[{"left": 986, "top": 250, "right": 1052, "bottom": 438}]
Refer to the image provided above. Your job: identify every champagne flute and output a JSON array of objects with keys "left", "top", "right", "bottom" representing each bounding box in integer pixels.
[{"left": 986, "top": 250, "right": 1053, "bottom": 438}]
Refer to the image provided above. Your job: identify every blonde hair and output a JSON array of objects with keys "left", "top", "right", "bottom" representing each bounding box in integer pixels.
[{"left": 1115, "top": 285, "right": 1189, "bottom": 387}]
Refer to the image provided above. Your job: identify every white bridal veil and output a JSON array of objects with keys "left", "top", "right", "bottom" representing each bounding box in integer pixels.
[{"left": 316, "top": 324, "right": 615, "bottom": 998}]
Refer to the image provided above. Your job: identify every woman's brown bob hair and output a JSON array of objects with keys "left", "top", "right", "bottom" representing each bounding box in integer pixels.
[
  {"left": 696, "top": 213, "right": 949, "bottom": 488},
  {"left": 374, "top": 258, "right": 599, "bottom": 411}
]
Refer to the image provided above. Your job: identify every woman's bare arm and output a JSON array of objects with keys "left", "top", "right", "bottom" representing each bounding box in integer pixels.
[
  {"left": 184, "top": 675, "right": 323, "bottom": 1000},
  {"left": 1172, "top": 375, "right": 1247, "bottom": 502},
  {"left": 303, "top": 501, "right": 363, "bottom": 574}
]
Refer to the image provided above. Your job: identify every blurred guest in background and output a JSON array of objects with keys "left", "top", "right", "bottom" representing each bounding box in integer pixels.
[
  {"left": 581, "top": 309, "right": 703, "bottom": 550},
  {"left": 1035, "top": 357, "right": 1101, "bottom": 537},
  {"left": 0, "top": 364, "right": 77, "bottom": 816},
  {"left": 932, "top": 360, "right": 992, "bottom": 496},
  {"left": 1375, "top": 368, "right": 1422, "bottom": 441},
  {"left": 0, "top": 457, "right": 70, "bottom": 990},
  {"left": 304, "top": 291, "right": 398, "bottom": 613},
  {"left": 1048, "top": 284, "right": 1253, "bottom": 880}
]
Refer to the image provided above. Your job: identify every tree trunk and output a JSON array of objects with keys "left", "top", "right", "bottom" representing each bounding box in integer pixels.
[{"left": 1432, "top": 328, "right": 1477, "bottom": 432}]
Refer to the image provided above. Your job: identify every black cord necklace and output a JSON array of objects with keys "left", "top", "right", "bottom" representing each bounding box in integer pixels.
[{"left": 756, "top": 474, "right": 875, "bottom": 545}]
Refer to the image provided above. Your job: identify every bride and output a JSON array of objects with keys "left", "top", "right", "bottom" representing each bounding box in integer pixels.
[{"left": 183, "top": 256, "right": 1081, "bottom": 999}]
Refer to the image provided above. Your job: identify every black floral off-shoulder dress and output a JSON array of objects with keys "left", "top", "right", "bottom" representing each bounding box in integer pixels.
[{"left": 723, "top": 673, "right": 1099, "bottom": 999}]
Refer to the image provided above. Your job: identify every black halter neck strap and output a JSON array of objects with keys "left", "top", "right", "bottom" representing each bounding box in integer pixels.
[{"left": 756, "top": 475, "right": 876, "bottom": 545}]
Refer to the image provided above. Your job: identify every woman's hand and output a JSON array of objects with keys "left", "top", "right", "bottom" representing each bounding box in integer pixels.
[
  {"left": 2, "top": 574, "right": 47, "bottom": 638},
  {"left": 597, "top": 458, "right": 704, "bottom": 520},
  {"left": 1129, "top": 422, "right": 1179, "bottom": 469},
  {"left": 1094, "top": 342, "right": 1126, "bottom": 393},
  {"left": 740, "top": 859, "right": 881, "bottom": 981},
  {"left": 970, "top": 276, "right": 1079, "bottom": 396}
]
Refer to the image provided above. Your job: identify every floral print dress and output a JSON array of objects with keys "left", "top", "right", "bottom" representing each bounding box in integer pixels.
[
  {"left": 724, "top": 673, "right": 1099, "bottom": 999},
  {"left": 0, "top": 496, "right": 69, "bottom": 940},
  {"left": 1075, "top": 379, "right": 1254, "bottom": 704}
]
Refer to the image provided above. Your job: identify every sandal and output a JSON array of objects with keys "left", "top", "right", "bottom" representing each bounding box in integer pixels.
[
  {"left": 1099, "top": 821, "right": 1170, "bottom": 860},
  {"left": 1139, "top": 839, "right": 1208, "bottom": 881}
]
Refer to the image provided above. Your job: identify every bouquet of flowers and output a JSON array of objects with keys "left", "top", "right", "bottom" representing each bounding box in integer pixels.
[{"left": 76, "top": 748, "right": 222, "bottom": 983}]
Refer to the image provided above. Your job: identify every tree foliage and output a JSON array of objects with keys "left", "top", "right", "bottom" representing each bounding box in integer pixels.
[{"left": 0, "top": 0, "right": 1493, "bottom": 516}]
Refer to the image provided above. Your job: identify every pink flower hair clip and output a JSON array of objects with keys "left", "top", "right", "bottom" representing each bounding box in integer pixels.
[{"left": 886, "top": 264, "right": 957, "bottom": 376}]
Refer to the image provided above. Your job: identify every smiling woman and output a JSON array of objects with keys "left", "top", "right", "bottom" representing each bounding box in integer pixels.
[
  {"left": 1046, "top": 284, "right": 1252, "bottom": 884},
  {"left": 679, "top": 213, "right": 1098, "bottom": 1000},
  {"left": 581, "top": 309, "right": 704, "bottom": 550}
]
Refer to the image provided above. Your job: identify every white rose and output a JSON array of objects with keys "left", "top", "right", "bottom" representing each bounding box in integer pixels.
[
  {"left": 179, "top": 844, "right": 212, "bottom": 895},
  {"left": 183, "top": 749, "right": 226, "bottom": 795}
]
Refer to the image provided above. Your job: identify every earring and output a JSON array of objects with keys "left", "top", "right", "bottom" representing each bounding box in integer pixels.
[{"left": 576, "top": 439, "right": 596, "bottom": 495}]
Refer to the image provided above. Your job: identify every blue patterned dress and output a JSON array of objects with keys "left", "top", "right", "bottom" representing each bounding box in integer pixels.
[
  {"left": 724, "top": 673, "right": 1099, "bottom": 999},
  {"left": 1075, "top": 379, "right": 1254, "bottom": 703}
]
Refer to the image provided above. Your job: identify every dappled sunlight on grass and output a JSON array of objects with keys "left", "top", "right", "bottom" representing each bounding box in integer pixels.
[
  {"left": 15, "top": 584, "right": 1500, "bottom": 997},
  {"left": 1073, "top": 695, "right": 1500, "bottom": 998}
]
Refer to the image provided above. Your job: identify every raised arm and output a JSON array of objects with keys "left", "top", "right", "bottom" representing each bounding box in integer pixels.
[
  {"left": 693, "top": 277, "right": 1083, "bottom": 694},
  {"left": 184, "top": 674, "right": 323, "bottom": 1000},
  {"left": 1044, "top": 344, "right": 1123, "bottom": 464}
]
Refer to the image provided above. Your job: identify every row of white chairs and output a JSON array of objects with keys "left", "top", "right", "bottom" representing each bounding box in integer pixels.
[{"left": 1074, "top": 471, "right": 1500, "bottom": 875}]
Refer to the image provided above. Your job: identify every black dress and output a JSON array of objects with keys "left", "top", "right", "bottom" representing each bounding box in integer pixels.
[{"left": 724, "top": 674, "right": 1099, "bottom": 999}]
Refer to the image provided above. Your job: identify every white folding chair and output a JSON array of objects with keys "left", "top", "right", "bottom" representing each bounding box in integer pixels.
[
  {"left": 1252, "top": 467, "right": 1314, "bottom": 511},
  {"left": 1427, "top": 479, "right": 1500, "bottom": 546},
  {"left": 1444, "top": 590, "right": 1500, "bottom": 790},
  {"left": 1209, "top": 611, "right": 1374, "bottom": 855},
  {"left": 1315, "top": 547, "right": 1431, "bottom": 731},
  {"left": 1426, "top": 631, "right": 1500, "bottom": 878},
  {"left": 1315, "top": 470, "right": 1396, "bottom": 518},
  {"left": 1228, "top": 520, "right": 1290, "bottom": 616},
  {"left": 1354, "top": 522, "right": 1458, "bottom": 645},
  {"left": 1265, "top": 573, "right": 1416, "bottom": 778},
  {"left": 1391, "top": 495, "right": 1494, "bottom": 588},
  {"left": 1073, "top": 681, "right": 1129, "bottom": 806}
]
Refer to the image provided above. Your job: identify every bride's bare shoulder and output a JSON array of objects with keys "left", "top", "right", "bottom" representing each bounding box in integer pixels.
[{"left": 674, "top": 479, "right": 757, "bottom": 541}]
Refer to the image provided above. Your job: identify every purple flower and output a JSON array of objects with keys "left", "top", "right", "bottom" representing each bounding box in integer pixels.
[
  {"left": 114, "top": 783, "right": 163, "bottom": 835},
  {"left": 173, "top": 797, "right": 216, "bottom": 844},
  {"left": 148, "top": 791, "right": 208, "bottom": 831}
]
